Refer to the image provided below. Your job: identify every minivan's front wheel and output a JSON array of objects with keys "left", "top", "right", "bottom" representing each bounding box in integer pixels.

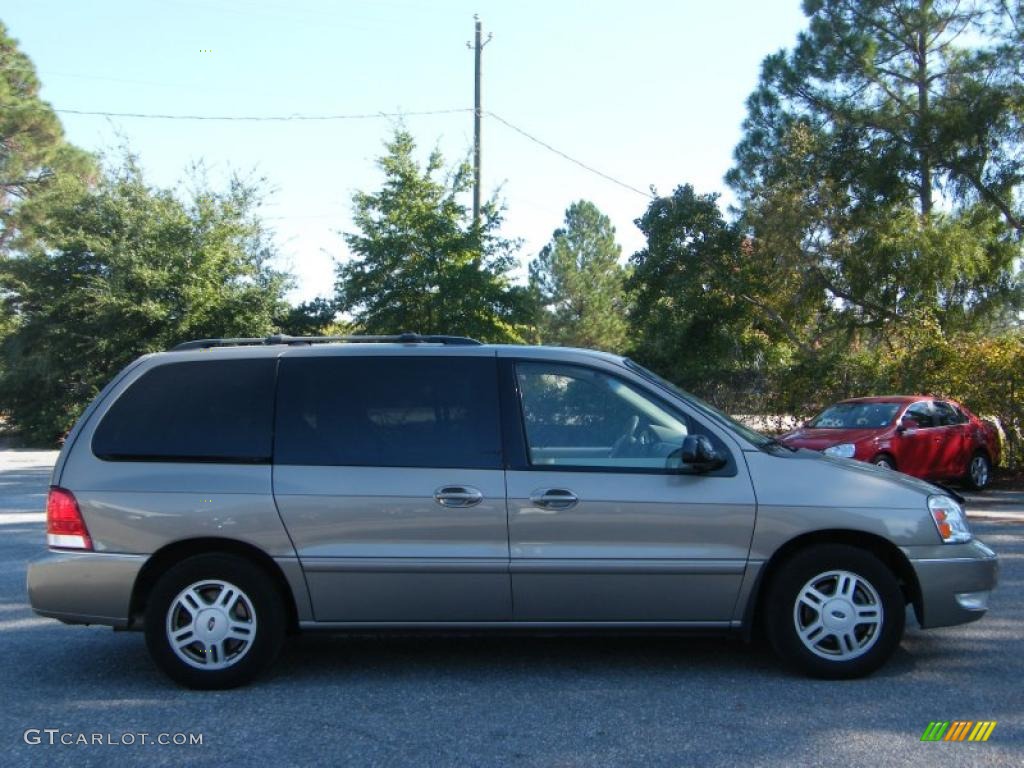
[
  {"left": 765, "top": 545, "right": 904, "bottom": 679},
  {"left": 144, "top": 554, "right": 285, "bottom": 689}
]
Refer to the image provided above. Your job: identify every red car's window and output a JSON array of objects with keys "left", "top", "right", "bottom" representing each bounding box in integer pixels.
[
  {"left": 932, "top": 401, "right": 965, "bottom": 426},
  {"left": 904, "top": 402, "right": 936, "bottom": 428}
]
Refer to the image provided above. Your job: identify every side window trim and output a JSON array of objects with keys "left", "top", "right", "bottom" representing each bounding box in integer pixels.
[
  {"left": 505, "top": 358, "right": 736, "bottom": 476},
  {"left": 498, "top": 358, "right": 529, "bottom": 469}
]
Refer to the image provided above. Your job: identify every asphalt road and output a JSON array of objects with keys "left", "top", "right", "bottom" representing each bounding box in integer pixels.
[{"left": 0, "top": 451, "right": 1022, "bottom": 767}]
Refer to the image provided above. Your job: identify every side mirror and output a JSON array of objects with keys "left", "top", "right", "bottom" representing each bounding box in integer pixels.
[{"left": 670, "top": 435, "right": 727, "bottom": 473}]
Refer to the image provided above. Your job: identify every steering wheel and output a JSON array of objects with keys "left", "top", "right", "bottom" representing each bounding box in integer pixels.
[{"left": 610, "top": 415, "right": 658, "bottom": 458}]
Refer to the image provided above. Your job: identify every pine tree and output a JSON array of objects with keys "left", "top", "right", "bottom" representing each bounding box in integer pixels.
[
  {"left": 335, "top": 130, "right": 528, "bottom": 342},
  {"left": 528, "top": 200, "right": 628, "bottom": 352},
  {"left": 0, "top": 21, "right": 95, "bottom": 252}
]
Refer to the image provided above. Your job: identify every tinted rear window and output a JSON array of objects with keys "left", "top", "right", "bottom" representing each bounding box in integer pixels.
[
  {"left": 275, "top": 356, "right": 501, "bottom": 468},
  {"left": 92, "top": 359, "right": 276, "bottom": 462}
]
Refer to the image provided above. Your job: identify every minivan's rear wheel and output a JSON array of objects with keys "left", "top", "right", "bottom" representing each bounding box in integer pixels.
[
  {"left": 765, "top": 545, "right": 904, "bottom": 679},
  {"left": 144, "top": 554, "right": 285, "bottom": 689},
  {"left": 965, "top": 452, "right": 991, "bottom": 491}
]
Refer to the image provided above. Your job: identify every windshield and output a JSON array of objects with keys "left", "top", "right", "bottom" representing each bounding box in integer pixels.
[
  {"left": 622, "top": 359, "right": 772, "bottom": 447},
  {"left": 809, "top": 402, "right": 901, "bottom": 429}
]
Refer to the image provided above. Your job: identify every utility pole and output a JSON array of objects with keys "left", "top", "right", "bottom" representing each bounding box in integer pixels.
[{"left": 468, "top": 15, "right": 492, "bottom": 228}]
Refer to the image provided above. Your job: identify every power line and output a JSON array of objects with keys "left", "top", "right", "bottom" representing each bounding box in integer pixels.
[
  {"left": 487, "top": 111, "right": 653, "bottom": 200},
  {"left": 0, "top": 101, "right": 654, "bottom": 199},
  {"left": 0, "top": 103, "right": 472, "bottom": 121},
  {"left": 47, "top": 106, "right": 474, "bottom": 122}
]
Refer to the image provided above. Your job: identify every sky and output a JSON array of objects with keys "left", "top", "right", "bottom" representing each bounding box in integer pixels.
[{"left": 4, "top": 0, "right": 809, "bottom": 302}]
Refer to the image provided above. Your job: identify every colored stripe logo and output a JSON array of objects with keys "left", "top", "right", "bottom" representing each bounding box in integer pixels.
[{"left": 921, "top": 721, "right": 996, "bottom": 742}]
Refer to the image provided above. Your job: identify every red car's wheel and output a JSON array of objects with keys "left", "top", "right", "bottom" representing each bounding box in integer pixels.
[
  {"left": 872, "top": 454, "right": 896, "bottom": 471},
  {"left": 965, "top": 452, "right": 991, "bottom": 491}
]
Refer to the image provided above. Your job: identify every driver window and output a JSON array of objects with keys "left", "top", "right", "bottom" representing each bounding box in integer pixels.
[
  {"left": 516, "top": 362, "right": 689, "bottom": 469},
  {"left": 904, "top": 402, "right": 935, "bottom": 428}
]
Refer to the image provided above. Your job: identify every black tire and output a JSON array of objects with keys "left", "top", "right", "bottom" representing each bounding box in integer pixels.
[
  {"left": 872, "top": 454, "right": 896, "bottom": 471},
  {"left": 764, "top": 545, "right": 904, "bottom": 679},
  {"left": 964, "top": 451, "right": 991, "bottom": 491},
  {"left": 144, "top": 554, "right": 286, "bottom": 689}
]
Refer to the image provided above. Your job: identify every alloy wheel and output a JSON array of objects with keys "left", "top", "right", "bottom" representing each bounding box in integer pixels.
[
  {"left": 970, "top": 455, "right": 990, "bottom": 489},
  {"left": 792, "top": 570, "right": 884, "bottom": 661},
  {"left": 165, "top": 579, "right": 258, "bottom": 671}
]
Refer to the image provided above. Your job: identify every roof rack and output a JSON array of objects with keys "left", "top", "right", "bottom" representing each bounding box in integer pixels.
[{"left": 171, "top": 333, "right": 483, "bottom": 351}]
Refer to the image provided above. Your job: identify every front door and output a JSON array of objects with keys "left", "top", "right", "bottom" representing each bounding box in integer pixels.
[
  {"left": 897, "top": 401, "right": 943, "bottom": 479},
  {"left": 273, "top": 352, "right": 510, "bottom": 622},
  {"left": 502, "top": 358, "right": 756, "bottom": 623}
]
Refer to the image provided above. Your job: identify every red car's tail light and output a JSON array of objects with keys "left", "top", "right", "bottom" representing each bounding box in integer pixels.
[{"left": 46, "top": 487, "right": 93, "bottom": 550}]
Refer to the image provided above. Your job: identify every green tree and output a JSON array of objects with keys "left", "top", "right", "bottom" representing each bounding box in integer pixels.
[
  {"left": 740, "top": 126, "right": 1019, "bottom": 345},
  {"left": 275, "top": 297, "right": 339, "bottom": 336},
  {"left": 627, "top": 185, "right": 782, "bottom": 407},
  {"left": 0, "top": 156, "right": 291, "bottom": 444},
  {"left": 0, "top": 21, "right": 95, "bottom": 252},
  {"left": 336, "top": 129, "right": 528, "bottom": 342},
  {"left": 528, "top": 200, "right": 629, "bottom": 352},
  {"left": 727, "top": 0, "right": 1022, "bottom": 346},
  {"left": 731, "top": 0, "right": 1023, "bottom": 220}
]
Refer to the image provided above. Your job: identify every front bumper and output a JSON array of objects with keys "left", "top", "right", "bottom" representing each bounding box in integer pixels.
[
  {"left": 908, "top": 539, "right": 999, "bottom": 629},
  {"left": 27, "top": 551, "right": 147, "bottom": 627}
]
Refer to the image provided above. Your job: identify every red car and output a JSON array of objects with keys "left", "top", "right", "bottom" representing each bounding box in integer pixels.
[{"left": 779, "top": 396, "right": 1000, "bottom": 490}]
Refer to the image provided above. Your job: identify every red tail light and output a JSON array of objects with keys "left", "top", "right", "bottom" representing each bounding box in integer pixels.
[{"left": 46, "top": 487, "right": 92, "bottom": 550}]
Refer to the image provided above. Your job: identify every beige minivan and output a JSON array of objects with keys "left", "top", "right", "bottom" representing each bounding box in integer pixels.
[{"left": 28, "top": 334, "right": 998, "bottom": 688}]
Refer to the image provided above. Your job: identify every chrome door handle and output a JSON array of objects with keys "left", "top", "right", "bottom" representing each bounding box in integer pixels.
[
  {"left": 529, "top": 488, "right": 579, "bottom": 510},
  {"left": 434, "top": 486, "right": 484, "bottom": 508}
]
